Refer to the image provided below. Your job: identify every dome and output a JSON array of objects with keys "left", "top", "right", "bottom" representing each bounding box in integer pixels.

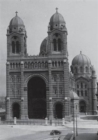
[
  {"left": 39, "top": 37, "right": 48, "bottom": 56},
  {"left": 72, "top": 51, "right": 91, "bottom": 66},
  {"left": 9, "top": 16, "right": 24, "bottom": 27},
  {"left": 9, "top": 12, "right": 24, "bottom": 27},
  {"left": 8, "top": 12, "right": 25, "bottom": 33},
  {"left": 49, "top": 8, "right": 66, "bottom": 31}
]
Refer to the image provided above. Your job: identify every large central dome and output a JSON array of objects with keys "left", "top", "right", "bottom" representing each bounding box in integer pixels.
[{"left": 49, "top": 8, "right": 66, "bottom": 31}]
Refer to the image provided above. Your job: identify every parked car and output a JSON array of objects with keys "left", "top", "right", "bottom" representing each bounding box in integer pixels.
[
  {"left": 58, "top": 134, "right": 73, "bottom": 140},
  {"left": 50, "top": 130, "right": 61, "bottom": 135},
  {"left": 58, "top": 135, "right": 66, "bottom": 140}
]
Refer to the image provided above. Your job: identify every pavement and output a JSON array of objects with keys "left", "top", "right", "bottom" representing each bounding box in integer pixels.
[
  {"left": 75, "top": 133, "right": 98, "bottom": 140},
  {"left": 65, "top": 117, "right": 98, "bottom": 128},
  {"left": 0, "top": 117, "right": 98, "bottom": 140}
]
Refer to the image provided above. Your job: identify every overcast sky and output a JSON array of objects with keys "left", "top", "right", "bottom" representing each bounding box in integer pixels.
[{"left": 0, "top": 0, "right": 98, "bottom": 96}]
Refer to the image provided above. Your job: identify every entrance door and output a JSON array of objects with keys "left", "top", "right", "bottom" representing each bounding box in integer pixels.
[
  {"left": 79, "top": 100, "right": 86, "bottom": 113},
  {"left": 12, "top": 103, "right": 20, "bottom": 119},
  {"left": 55, "top": 103, "right": 63, "bottom": 119},
  {"left": 28, "top": 76, "right": 47, "bottom": 119}
]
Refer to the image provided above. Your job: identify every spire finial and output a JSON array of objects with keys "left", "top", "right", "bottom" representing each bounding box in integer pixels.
[
  {"left": 56, "top": 8, "right": 58, "bottom": 13},
  {"left": 15, "top": 11, "right": 18, "bottom": 16},
  {"left": 80, "top": 51, "right": 82, "bottom": 54}
]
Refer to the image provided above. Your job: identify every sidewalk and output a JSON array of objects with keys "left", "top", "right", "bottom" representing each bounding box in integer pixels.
[
  {"left": 65, "top": 117, "right": 98, "bottom": 129},
  {"left": 75, "top": 133, "right": 98, "bottom": 140}
]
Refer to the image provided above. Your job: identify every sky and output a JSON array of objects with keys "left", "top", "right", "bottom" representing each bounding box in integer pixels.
[{"left": 0, "top": 0, "right": 98, "bottom": 96}]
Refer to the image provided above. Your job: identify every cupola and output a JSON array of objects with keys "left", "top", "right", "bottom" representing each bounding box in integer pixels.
[
  {"left": 48, "top": 8, "right": 67, "bottom": 31},
  {"left": 8, "top": 12, "right": 26, "bottom": 33}
]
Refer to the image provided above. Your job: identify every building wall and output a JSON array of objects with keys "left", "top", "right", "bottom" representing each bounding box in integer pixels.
[{"left": 6, "top": 56, "right": 73, "bottom": 120}]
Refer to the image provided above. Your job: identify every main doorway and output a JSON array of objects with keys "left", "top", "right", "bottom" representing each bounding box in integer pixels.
[
  {"left": 54, "top": 102, "right": 63, "bottom": 119},
  {"left": 28, "top": 76, "right": 47, "bottom": 119}
]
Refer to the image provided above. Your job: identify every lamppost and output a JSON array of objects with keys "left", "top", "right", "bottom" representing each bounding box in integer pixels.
[
  {"left": 72, "top": 99, "right": 76, "bottom": 140},
  {"left": 76, "top": 105, "right": 78, "bottom": 136},
  {"left": 49, "top": 97, "right": 52, "bottom": 125},
  {"left": 96, "top": 93, "right": 98, "bottom": 135}
]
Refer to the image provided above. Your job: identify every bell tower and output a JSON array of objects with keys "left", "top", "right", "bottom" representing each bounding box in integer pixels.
[
  {"left": 47, "top": 8, "right": 68, "bottom": 57},
  {"left": 6, "top": 12, "right": 27, "bottom": 120},
  {"left": 7, "top": 12, "right": 27, "bottom": 58}
]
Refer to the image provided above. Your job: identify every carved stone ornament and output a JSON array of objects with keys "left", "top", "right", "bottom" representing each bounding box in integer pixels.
[
  {"left": 48, "top": 60, "right": 52, "bottom": 64},
  {"left": 49, "top": 97, "right": 52, "bottom": 101},
  {"left": 6, "top": 97, "right": 10, "bottom": 101},
  {"left": 21, "top": 61, "right": 24, "bottom": 65},
  {"left": 64, "top": 97, "right": 68, "bottom": 100},
  {"left": 63, "top": 59, "right": 67, "bottom": 63},
  {"left": 21, "top": 97, "right": 24, "bottom": 101}
]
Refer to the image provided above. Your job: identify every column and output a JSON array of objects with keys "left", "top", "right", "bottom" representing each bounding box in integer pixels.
[
  {"left": 20, "top": 35, "right": 24, "bottom": 57},
  {"left": 62, "top": 33, "right": 67, "bottom": 56},
  {"left": 48, "top": 60, "right": 53, "bottom": 120},
  {"left": 92, "top": 76, "right": 97, "bottom": 115},
  {"left": 57, "top": 74, "right": 59, "bottom": 97},
  {"left": 6, "top": 62, "right": 11, "bottom": 120},
  {"left": 63, "top": 59, "right": 70, "bottom": 117},
  {"left": 20, "top": 61, "right": 25, "bottom": 119}
]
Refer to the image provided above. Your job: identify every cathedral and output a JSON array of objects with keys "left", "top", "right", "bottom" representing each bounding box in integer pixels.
[{"left": 6, "top": 9, "right": 98, "bottom": 121}]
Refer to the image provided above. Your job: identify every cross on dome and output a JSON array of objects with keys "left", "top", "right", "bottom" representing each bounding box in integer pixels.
[
  {"left": 15, "top": 11, "right": 18, "bottom": 16},
  {"left": 56, "top": 8, "right": 58, "bottom": 13},
  {"left": 80, "top": 51, "right": 82, "bottom": 54}
]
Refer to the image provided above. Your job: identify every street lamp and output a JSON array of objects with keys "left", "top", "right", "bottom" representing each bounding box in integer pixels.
[
  {"left": 76, "top": 105, "right": 78, "bottom": 136},
  {"left": 96, "top": 93, "right": 98, "bottom": 135},
  {"left": 72, "top": 99, "right": 76, "bottom": 140}
]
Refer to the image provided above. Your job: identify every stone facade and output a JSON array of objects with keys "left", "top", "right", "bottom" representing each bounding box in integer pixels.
[{"left": 6, "top": 10, "right": 97, "bottom": 121}]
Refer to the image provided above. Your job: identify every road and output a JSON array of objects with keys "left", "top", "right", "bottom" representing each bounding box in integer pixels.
[{"left": 7, "top": 128, "right": 97, "bottom": 140}]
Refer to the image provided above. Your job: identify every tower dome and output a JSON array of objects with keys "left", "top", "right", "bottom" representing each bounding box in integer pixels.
[
  {"left": 8, "top": 12, "right": 25, "bottom": 33},
  {"left": 49, "top": 8, "right": 67, "bottom": 31}
]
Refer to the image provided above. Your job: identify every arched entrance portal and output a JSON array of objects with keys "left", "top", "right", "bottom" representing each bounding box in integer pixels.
[
  {"left": 54, "top": 102, "right": 63, "bottom": 119},
  {"left": 12, "top": 103, "right": 20, "bottom": 119},
  {"left": 79, "top": 100, "right": 86, "bottom": 113},
  {"left": 28, "top": 76, "right": 47, "bottom": 119}
]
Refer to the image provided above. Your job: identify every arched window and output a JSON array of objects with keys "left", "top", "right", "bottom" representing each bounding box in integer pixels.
[
  {"left": 12, "top": 41, "right": 15, "bottom": 53},
  {"left": 80, "top": 67, "right": 83, "bottom": 72},
  {"left": 58, "top": 39, "right": 61, "bottom": 51},
  {"left": 16, "top": 41, "right": 20, "bottom": 53},
  {"left": 81, "top": 90, "right": 83, "bottom": 96},
  {"left": 53, "top": 39, "right": 56, "bottom": 51},
  {"left": 11, "top": 36, "right": 20, "bottom": 54},
  {"left": 86, "top": 67, "right": 88, "bottom": 72},
  {"left": 85, "top": 90, "right": 87, "bottom": 96},
  {"left": 81, "top": 83, "right": 83, "bottom": 88},
  {"left": 77, "top": 90, "right": 79, "bottom": 96},
  {"left": 75, "top": 67, "right": 77, "bottom": 73},
  {"left": 53, "top": 33, "right": 62, "bottom": 52}
]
